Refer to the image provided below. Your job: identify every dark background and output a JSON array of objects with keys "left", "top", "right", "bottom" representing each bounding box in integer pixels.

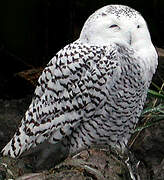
[{"left": 0, "top": 0, "right": 163, "bottom": 98}]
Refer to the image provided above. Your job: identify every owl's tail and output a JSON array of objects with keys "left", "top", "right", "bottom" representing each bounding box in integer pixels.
[{"left": 1, "top": 123, "right": 32, "bottom": 158}]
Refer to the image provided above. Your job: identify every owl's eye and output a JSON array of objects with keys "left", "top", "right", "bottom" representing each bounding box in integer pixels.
[{"left": 109, "top": 24, "right": 118, "bottom": 28}]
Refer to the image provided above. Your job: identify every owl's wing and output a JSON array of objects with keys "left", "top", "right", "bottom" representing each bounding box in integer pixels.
[{"left": 2, "top": 41, "right": 122, "bottom": 157}]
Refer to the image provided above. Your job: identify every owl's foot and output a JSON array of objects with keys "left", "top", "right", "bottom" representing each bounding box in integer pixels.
[
  {"left": 124, "top": 148, "right": 141, "bottom": 180},
  {"left": 21, "top": 141, "right": 69, "bottom": 170}
]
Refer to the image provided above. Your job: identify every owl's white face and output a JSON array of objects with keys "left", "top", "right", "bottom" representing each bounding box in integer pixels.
[{"left": 80, "top": 5, "right": 154, "bottom": 53}]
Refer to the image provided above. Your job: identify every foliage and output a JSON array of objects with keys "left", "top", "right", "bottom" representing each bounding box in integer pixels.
[
  {"left": 129, "top": 82, "right": 164, "bottom": 147},
  {"left": 136, "top": 82, "right": 164, "bottom": 132}
]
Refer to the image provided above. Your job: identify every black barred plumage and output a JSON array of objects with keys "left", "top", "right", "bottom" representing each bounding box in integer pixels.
[{"left": 2, "top": 5, "right": 157, "bottom": 179}]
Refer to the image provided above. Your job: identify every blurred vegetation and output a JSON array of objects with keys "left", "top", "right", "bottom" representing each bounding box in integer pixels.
[
  {"left": 138, "top": 83, "right": 164, "bottom": 130},
  {"left": 129, "top": 82, "right": 164, "bottom": 149}
]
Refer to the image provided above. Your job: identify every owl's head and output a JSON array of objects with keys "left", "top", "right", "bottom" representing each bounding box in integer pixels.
[{"left": 80, "top": 5, "right": 153, "bottom": 52}]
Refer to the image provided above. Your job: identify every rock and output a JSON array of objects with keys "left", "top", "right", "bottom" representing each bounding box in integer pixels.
[
  {"left": 132, "top": 120, "right": 164, "bottom": 180},
  {"left": 16, "top": 173, "right": 47, "bottom": 180},
  {"left": 157, "top": 47, "right": 164, "bottom": 60},
  {"left": 153, "top": 47, "right": 164, "bottom": 86},
  {"left": 0, "top": 148, "right": 133, "bottom": 180}
]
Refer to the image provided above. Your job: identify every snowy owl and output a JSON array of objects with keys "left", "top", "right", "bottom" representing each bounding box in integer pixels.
[{"left": 2, "top": 4, "right": 157, "bottom": 179}]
